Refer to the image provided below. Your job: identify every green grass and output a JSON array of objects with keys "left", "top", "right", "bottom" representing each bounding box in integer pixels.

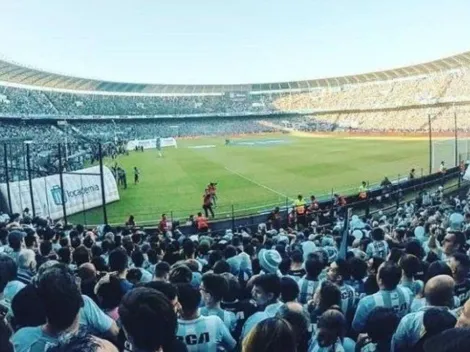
[{"left": 68, "top": 134, "right": 429, "bottom": 226}]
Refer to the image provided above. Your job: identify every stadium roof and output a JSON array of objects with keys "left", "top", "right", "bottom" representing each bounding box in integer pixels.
[{"left": 1, "top": 51, "right": 470, "bottom": 94}]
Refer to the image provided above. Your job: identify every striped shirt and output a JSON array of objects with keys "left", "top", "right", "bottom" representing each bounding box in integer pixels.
[
  {"left": 177, "top": 315, "right": 236, "bottom": 352},
  {"left": 339, "top": 284, "right": 356, "bottom": 316},
  {"left": 366, "top": 240, "right": 389, "bottom": 260},
  {"left": 297, "top": 278, "right": 321, "bottom": 304},
  {"left": 400, "top": 279, "right": 424, "bottom": 296},
  {"left": 352, "top": 286, "right": 413, "bottom": 332},
  {"left": 200, "top": 306, "right": 237, "bottom": 332}
]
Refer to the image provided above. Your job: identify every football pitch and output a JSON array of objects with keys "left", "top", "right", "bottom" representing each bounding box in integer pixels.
[{"left": 69, "top": 134, "right": 429, "bottom": 226}]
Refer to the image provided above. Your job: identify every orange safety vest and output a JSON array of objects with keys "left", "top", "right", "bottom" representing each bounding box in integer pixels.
[{"left": 197, "top": 216, "right": 208, "bottom": 230}]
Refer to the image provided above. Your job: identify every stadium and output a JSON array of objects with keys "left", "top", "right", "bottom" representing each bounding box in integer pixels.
[{"left": 1, "top": 51, "right": 470, "bottom": 226}]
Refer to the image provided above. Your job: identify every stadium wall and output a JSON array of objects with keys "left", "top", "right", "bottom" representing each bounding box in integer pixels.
[{"left": 0, "top": 166, "right": 120, "bottom": 220}]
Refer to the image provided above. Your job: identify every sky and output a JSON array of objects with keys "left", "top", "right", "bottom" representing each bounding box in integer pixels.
[{"left": 0, "top": 0, "right": 469, "bottom": 85}]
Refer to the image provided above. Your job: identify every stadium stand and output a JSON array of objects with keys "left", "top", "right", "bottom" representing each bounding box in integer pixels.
[{"left": 2, "top": 51, "right": 470, "bottom": 352}]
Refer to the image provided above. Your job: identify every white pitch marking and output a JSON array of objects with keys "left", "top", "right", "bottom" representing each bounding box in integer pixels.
[{"left": 224, "top": 167, "right": 290, "bottom": 199}]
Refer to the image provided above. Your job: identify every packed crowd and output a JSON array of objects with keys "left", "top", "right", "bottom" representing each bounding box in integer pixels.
[
  {"left": 1, "top": 69, "right": 470, "bottom": 119},
  {"left": 0, "top": 87, "right": 278, "bottom": 117},
  {"left": 1, "top": 175, "right": 470, "bottom": 352},
  {"left": 273, "top": 70, "right": 470, "bottom": 112}
]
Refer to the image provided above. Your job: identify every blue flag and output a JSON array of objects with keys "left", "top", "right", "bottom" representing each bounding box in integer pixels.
[{"left": 338, "top": 209, "right": 350, "bottom": 259}]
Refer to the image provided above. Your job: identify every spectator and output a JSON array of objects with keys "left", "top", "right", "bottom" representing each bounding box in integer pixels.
[
  {"left": 352, "top": 261, "right": 413, "bottom": 333},
  {"left": 356, "top": 307, "right": 399, "bottom": 352},
  {"left": 0, "top": 255, "right": 25, "bottom": 312},
  {"left": 154, "top": 261, "right": 171, "bottom": 281},
  {"left": 423, "top": 328, "right": 470, "bottom": 352},
  {"left": 392, "top": 275, "right": 455, "bottom": 350},
  {"left": 241, "top": 274, "right": 282, "bottom": 339},
  {"left": 297, "top": 253, "right": 323, "bottom": 304},
  {"left": 280, "top": 276, "right": 300, "bottom": 303},
  {"left": 109, "top": 248, "right": 133, "bottom": 293},
  {"left": 242, "top": 317, "right": 297, "bottom": 352},
  {"left": 119, "top": 287, "right": 185, "bottom": 352},
  {"left": 176, "top": 283, "right": 236, "bottom": 352},
  {"left": 200, "top": 273, "right": 237, "bottom": 332},
  {"left": 276, "top": 302, "right": 310, "bottom": 352}
]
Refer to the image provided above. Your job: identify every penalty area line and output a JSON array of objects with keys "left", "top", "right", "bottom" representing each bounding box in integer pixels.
[{"left": 224, "top": 167, "right": 289, "bottom": 199}]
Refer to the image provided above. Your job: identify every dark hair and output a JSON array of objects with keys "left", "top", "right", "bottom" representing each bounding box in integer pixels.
[
  {"left": 169, "top": 264, "right": 192, "bottom": 284},
  {"left": 253, "top": 274, "right": 281, "bottom": 299},
  {"left": 57, "top": 247, "right": 72, "bottom": 265},
  {"left": 11, "top": 284, "right": 46, "bottom": 330},
  {"left": 144, "top": 281, "right": 178, "bottom": 302},
  {"left": 221, "top": 273, "right": 240, "bottom": 302},
  {"left": 305, "top": 254, "right": 323, "bottom": 279},
  {"left": 365, "top": 307, "right": 399, "bottom": 343},
  {"left": 424, "top": 261, "right": 453, "bottom": 284},
  {"left": 120, "top": 287, "right": 177, "bottom": 351},
  {"left": 224, "top": 245, "right": 237, "bottom": 259},
  {"left": 0, "top": 255, "right": 17, "bottom": 292},
  {"left": 90, "top": 245, "right": 102, "bottom": 258},
  {"left": 334, "top": 259, "right": 350, "bottom": 282},
  {"left": 405, "top": 239, "right": 425, "bottom": 259},
  {"left": 36, "top": 265, "right": 83, "bottom": 331},
  {"left": 147, "top": 249, "right": 158, "bottom": 264},
  {"left": 24, "top": 233, "right": 36, "bottom": 248},
  {"left": 213, "top": 260, "right": 231, "bottom": 274},
  {"left": 318, "top": 281, "right": 341, "bottom": 313},
  {"left": 0, "top": 317, "right": 13, "bottom": 352},
  {"left": 127, "top": 268, "right": 142, "bottom": 283},
  {"left": 131, "top": 249, "right": 145, "bottom": 268},
  {"left": 348, "top": 257, "right": 367, "bottom": 280},
  {"left": 108, "top": 248, "right": 128, "bottom": 272},
  {"left": 371, "top": 228, "right": 385, "bottom": 241},
  {"left": 155, "top": 261, "right": 171, "bottom": 279},
  {"left": 131, "top": 232, "right": 142, "bottom": 245},
  {"left": 243, "top": 317, "right": 296, "bottom": 352},
  {"left": 182, "top": 239, "right": 195, "bottom": 258},
  {"left": 91, "top": 256, "right": 108, "bottom": 272},
  {"left": 101, "top": 239, "right": 114, "bottom": 254},
  {"left": 317, "top": 309, "right": 346, "bottom": 338},
  {"left": 201, "top": 273, "right": 228, "bottom": 302},
  {"left": 72, "top": 245, "right": 90, "bottom": 267},
  {"left": 71, "top": 236, "right": 81, "bottom": 249},
  {"left": 83, "top": 235, "right": 94, "bottom": 249},
  {"left": 97, "top": 275, "right": 125, "bottom": 310},
  {"left": 423, "top": 308, "right": 457, "bottom": 336},
  {"left": 290, "top": 250, "right": 303, "bottom": 263},
  {"left": 276, "top": 305, "right": 310, "bottom": 352},
  {"left": 378, "top": 261, "right": 402, "bottom": 290},
  {"left": 423, "top": 328, "right": 470, "bottom": 352},
  {"left": 280, "top": 277, "right": 300, "bottom": 303},
  {"left": 452, "top": 253, "right": 470, "bottom": 279},
  {"left": 388, "top": 248, "right": 404, "bottom": 264},
  {"left": 177, "top": 283, "right": 201, "bottom": 315},
  {"left": 400, "top": 254, "right": 421, "bottom": 278}
]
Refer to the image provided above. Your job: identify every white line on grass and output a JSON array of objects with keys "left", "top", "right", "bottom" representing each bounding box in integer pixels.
[{"left": 224, "top": 167, "right": 290, "bottom": 199}]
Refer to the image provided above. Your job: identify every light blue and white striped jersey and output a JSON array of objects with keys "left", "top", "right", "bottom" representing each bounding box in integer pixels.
[
  {"left": 297, "top": 278, "right": 321, "bottom": 304},
  {"left": 200, "top": 306, "right": 237, "bottom": 333},
  {"left": 177, "top": 315, "right": 236, "bottom": 352},
  {"left": 366, "top": 240, "right": 389, "bottom": 260},
  {"left": 391, "top": 306, "right": 458, "bottom": 351},
  {"left": 339, "top": 284, "right": 356, "bottom": 316},
  {"left": 352, "top": 286, "right": 413, "bottom": 332},
  {"left": 399, "top": 279, "right": 424, "bottom": 296}
]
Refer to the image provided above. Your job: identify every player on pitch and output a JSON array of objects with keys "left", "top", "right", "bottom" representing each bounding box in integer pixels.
[{"left": 156, "top": 137, "right": 162, "bottom": 157}]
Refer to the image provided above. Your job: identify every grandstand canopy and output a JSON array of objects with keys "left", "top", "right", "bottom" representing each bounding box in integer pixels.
[{"left": 1, "top": 51, "right": 470, "bottom": 94}]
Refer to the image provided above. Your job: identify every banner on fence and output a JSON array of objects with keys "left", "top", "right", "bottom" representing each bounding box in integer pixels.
[
  {"left": 126, "top": 137, "right": 177, "bottom": 151},
  {"left": 0, "top": 166, "right": 120, "bottom": 220}
]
